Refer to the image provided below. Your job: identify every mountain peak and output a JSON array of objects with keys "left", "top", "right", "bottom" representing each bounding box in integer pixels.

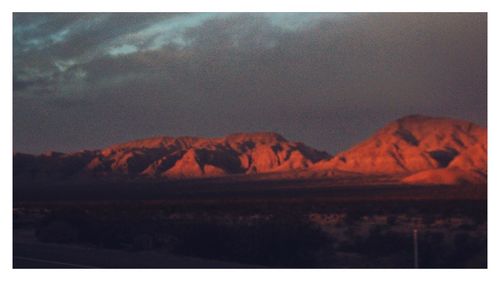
[
  {"left": 314, "top": 115, "right": 486, "bottom": 183},
  {"left": 392, "top": 114, "right": 480, "bottom": 129},
  {"left": 225, "top": 132, "right": 287, "bottom": 143},
  {"left": 394, "top": 114, "right": 438, "bottom": 126}
]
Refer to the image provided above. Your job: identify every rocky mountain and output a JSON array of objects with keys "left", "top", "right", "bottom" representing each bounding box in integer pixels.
[
  {"left": 13, "top": 115, "right": 487, "bottom": 185},
  {"left": 313, "top": 115, "right": 487, "bottom": 184},
  {"left": 14, "top": 132, "right": 330, "bottom": 180}
]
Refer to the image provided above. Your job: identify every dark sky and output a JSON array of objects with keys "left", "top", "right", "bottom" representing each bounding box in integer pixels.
[{"left": 13, "top": 13, "right": 487, "bottom": 155}]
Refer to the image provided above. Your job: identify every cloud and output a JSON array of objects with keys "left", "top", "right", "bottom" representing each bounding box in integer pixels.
[{"left": 13, "top": 13, "right": 487, "bottom": 154}]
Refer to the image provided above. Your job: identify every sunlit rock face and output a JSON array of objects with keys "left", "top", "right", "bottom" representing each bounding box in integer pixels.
[
  {"left": 139, "top": 132, "right": 329, "bottom": 178},
  {"left": 313, "top": 115, "right": 486, "bottom": 184},
  {"left": 401, "top": 168, "right": 486, "bottom": 185},
  {"left": 13, "top": 115, "right": 487, "bottom": 185},
  {"left": 14, "top": 132, "right": 330, "bottom": 180}
]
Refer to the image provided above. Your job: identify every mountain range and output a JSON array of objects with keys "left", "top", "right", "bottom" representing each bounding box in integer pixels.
[{"left": 13, "top": 115, "right": 487, "bottom": 185}]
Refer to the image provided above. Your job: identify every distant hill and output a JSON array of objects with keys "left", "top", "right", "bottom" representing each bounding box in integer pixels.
[
  {"left": 13, "top": 115, "right": 487, "bottom": 185},
  {"left": 14, "top": 132, "right": 330, "bottom": 180},
  {"left": 313, "top": 115, "right": 486, "bottom": 184}
]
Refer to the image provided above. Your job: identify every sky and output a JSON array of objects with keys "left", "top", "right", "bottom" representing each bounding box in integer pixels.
[{"left": 13, "top": 13, "right": 487, "bottom": 155}]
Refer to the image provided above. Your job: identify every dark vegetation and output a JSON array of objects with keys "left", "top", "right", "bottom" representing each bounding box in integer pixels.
[{"left": 13, "top": 180, "right": 487, "bottom": 268}]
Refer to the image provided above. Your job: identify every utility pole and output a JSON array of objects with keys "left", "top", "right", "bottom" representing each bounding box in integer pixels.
[{"left": 413, "top": 228, "right": 419, "bottom": 268}]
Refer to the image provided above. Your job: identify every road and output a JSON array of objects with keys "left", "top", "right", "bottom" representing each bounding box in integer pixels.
[
  {"left": 13, "top": 256, "right": 94, "bottom": 268},
  {"left": 13, "top": 241, "right": 256, "bottom": 268}
]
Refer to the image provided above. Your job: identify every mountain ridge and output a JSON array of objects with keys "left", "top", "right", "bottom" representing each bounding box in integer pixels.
[
  {"left": 13, "top": 115, "right": 487, "bottom": 185},
  {"left": 14, "top": 131, "right": 331, "bottom": 180}
]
